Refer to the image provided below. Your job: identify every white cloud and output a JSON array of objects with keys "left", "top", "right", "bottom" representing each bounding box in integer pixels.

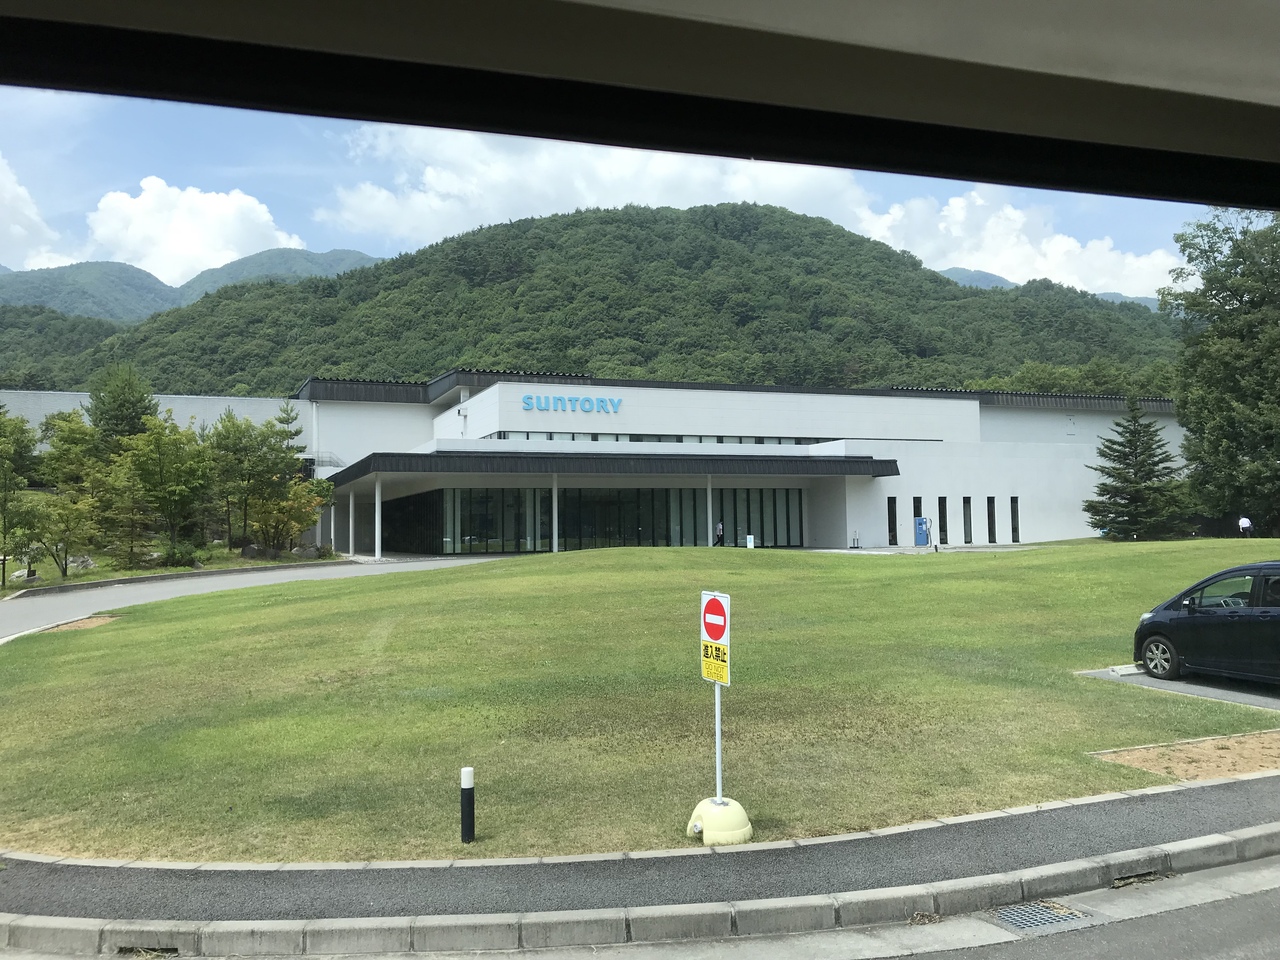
[
  {"left": 860, "top": 186, "right": 1184, "bottom": 297},
  {"left": 316, "top": 126, "right": 873, "bottom": 244},
  {"left": 316, "top": 126, "right": 1183, "bottom": 298},
  {"left": 87, "top": 176, "right": 304, "bottom": 286},
  {"left": 0, "top": 150, "right": 62, "bottom": 271}
]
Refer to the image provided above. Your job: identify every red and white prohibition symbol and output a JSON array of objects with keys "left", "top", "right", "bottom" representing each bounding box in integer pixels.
[{"left": 702, "top": 595, "right": 728, "bottom": 641}]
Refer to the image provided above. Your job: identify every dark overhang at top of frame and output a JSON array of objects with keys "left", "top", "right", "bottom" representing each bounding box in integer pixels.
[
  {"left": 5, "top": 10, "right": 1280, "bottom": 209},
  {"left": 327, "top": 451, "right": 900, "bottom": 490}
]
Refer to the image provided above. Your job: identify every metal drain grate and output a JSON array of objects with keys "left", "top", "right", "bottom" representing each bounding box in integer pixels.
[{"left": 993, "top": 900, "right": 1086, "bottom": 930}]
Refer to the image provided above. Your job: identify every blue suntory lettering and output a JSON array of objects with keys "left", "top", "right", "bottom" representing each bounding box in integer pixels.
[{"left": 522, "top": 394, "right": 624, "bottom": 413}]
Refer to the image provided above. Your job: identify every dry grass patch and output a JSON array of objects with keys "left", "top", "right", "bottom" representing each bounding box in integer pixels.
[
  {"left": 44, "top": 617, "right": 118, "bottom": 632},
  {"left": 1096, "top": 729, "right": 1280, "bottom": 780}
]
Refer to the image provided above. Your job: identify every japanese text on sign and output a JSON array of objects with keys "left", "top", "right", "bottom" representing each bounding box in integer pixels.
[{"left": 701, "top": 641, "right": 729, "bottom": 684}]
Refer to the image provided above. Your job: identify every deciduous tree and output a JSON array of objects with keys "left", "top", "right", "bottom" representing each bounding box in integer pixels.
[
  {"left": 99, "top": 454, "right": 154, "bottom": 568},
  {"left": 0, "top": 408, "right": 37, "bottom": 585},
  {"left": 124, "top": 413, "right": 210, "bottom": 558},
  {"left": 30, "top": 491, "right": 99, "bottom": 578},
  {"left": 1164, "top": 208, "right": 1280, "bottom": 528}
]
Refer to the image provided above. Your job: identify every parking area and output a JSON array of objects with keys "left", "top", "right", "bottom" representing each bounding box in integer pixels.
[{"left": 1081, "top": 664, "right": 1280, "bottom": 711}]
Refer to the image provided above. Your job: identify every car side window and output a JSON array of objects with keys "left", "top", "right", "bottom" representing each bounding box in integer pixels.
[
  {"left": 1194, "top": 574, "right": 1255, "bottom": 608},
  {"left": 1261, "top": 575, "right": 1280, "bottom": 608}
]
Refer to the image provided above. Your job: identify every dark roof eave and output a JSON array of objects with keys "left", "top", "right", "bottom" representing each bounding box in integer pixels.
[
  {"left": 328, "top": 451, "right": 899, "bottom": 489},
  {"left": 292, "top": 369, "right": 1175, "bottom": 412}
]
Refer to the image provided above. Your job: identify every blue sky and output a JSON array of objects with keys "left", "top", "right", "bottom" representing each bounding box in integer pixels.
[{"left": 0, "top": 84, "right": 1206, "bottom": 295}]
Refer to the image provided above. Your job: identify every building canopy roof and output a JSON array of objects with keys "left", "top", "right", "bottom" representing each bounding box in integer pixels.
[{"left": 327, "top": 451, "right": 899, "bottom": 491}]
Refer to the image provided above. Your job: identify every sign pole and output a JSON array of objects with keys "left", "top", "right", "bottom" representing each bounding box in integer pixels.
[
  {"left": 714, "top": 682, "right": 723, "bottom": 801},
  {"left": 688, "top": 590, "right": 751, "bottom": 845}
]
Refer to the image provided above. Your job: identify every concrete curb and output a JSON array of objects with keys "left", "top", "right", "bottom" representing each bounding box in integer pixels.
[
  {"left": 0, "top": 559, "right": 356, "bottom": 602},
  {"left": 3, "top": 822, "right": 1280, "bottom": 955}
]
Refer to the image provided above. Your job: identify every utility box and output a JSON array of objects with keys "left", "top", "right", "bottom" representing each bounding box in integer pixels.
[{"left": 914, "top": 516, "right": 931, "bottom": 547}]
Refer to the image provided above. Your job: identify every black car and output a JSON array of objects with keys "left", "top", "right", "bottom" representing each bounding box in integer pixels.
[{"left": 1134, "top": 562, "right": 1280, "bottom": 682}]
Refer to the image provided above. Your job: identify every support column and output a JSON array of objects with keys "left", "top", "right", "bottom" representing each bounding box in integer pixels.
[
  {"left": 551, "top": 473, "right": 559, "bottom": 553},
  {"left": 374, "top": 476, "right": 383, "bottom": 560},
  {"left": 329, "top": 502, "right": 335, "bottom": 549},
  {"left": 348, "top": 490, "right": 355, "bottom": 555},
  {"left": 707, "top": 476, "right": 714, "bottom": 546},
  {"left": 310, "top": 404, "right": 321, "bottom": 547}
]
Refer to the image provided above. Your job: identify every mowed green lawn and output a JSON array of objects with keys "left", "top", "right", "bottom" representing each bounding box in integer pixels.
[{"left": 1, "top": 540, "right": 1277, "bottom": 862}]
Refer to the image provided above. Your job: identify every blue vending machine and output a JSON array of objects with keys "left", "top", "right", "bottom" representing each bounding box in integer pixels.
[{"left": 914, "top": 516, "right": 931, "bottom": 547}]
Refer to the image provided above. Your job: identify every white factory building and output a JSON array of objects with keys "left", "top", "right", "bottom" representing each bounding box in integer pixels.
[{"left": 2, "top": 370, "right": 1183, "bottom": 555}]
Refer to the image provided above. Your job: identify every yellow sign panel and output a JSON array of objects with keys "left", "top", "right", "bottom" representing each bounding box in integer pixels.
[{"left": 701, "top": 641, "right": 730, "bottom": 685}]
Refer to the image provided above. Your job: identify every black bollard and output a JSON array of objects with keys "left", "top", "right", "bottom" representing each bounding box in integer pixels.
[{"left": 461, "top": 766, "right": 475, "bottom": 843}]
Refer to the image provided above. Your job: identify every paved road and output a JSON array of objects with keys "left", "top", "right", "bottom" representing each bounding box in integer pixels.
[
  {"left": 3, "top": 779, "right": 1280, "bottom": 921},
  {"left": 0, "top": 557, "right": 500, "bottom": 642},
  {"left": 913, "top": 866, "right": 1280, "bottom": 960},
  {"left": 1081, "top": 667, "right": 1280, "bottom": 712}
]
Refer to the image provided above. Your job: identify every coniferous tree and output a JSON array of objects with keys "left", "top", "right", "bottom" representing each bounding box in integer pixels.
[
  {"left": 85, "top": 363, "right": 159, "bottom": 456},
  {"left": 1083, "top": 397, "right": 1193, "bottom": 540}
]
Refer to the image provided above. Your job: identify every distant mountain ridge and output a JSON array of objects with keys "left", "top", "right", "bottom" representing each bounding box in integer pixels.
[
  {"left": 0, "top": 264, "right": 12, "bottom": 274},
  {"left": 178, "top": 249, "right": 381, "bottom": 303},
  {"left": 0, "top": 262, "right": 181, "bottom": 324},
  {"left": 939, "top": 266, "right": 1160, "bottom": 311},
  {"left": 0, "top": 248, "right": 382, "bottom": 324},
  {"left": 937, "top": 267, "right": 1018, "bottom": 290}
]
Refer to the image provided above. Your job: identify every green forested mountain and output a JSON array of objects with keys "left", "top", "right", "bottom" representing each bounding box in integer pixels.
[
  {"left": 0, "top": 264, "right": 12, "bottom": 274},
  {"left": 0, "top": 305, "right": 119, "bottom": 389},
  {"left": 176, "top": 248, "right": 382, "bottom": 304},
  {"left": 6, "top": 204, "right": 1181, "bottom": 397},
  {"left": 0, "top": 262, "right": 181, "bottom": 323}
]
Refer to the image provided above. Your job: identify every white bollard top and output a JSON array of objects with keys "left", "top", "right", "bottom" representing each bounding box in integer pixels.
[{"left": 461, "top": 766, "right": 474, "bottom": 789}]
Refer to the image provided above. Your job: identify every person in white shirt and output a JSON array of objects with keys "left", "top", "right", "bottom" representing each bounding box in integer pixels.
[{"left": 1240, "top": 516, "right": 1254, "bottom": 538}]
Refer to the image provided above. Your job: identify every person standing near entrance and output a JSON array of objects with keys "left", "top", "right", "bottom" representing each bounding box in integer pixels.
[
  {"left": 715, "top": 519, "right": 724, "bottom": 546},
  {"left": 1240, "top": 516, "right": 1254, "bottom": 538}
]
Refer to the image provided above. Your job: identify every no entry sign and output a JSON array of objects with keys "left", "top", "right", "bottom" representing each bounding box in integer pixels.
[
  {"left": 700, "top": 591, "right": 730, "bottom": 685},
  {"left": 703, "top": 596, "right": 727, "bottom": 641}
]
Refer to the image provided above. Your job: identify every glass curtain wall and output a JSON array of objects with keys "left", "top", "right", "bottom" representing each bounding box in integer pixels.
[{"left": 403, "top": 486, "right": 807, "bottom": 553}]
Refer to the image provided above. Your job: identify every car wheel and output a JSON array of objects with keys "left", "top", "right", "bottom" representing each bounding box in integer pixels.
[{"left": 1141, "top": 636, "right": 1181, "bottom": 680}]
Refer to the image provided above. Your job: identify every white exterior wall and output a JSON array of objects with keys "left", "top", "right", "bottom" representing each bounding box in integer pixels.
[
  {"left": 429, "top": 387, "right": 503, "bottom": 443},
  {"left": 0, "top": 390, "right": 303, "bottom": 444},
  {"left": 980, "top": 405, "right": 1186, "bottom": 451},
  {"left": 312, "top": 400, "right": 434, "bottom": 474},
  {"left": 490, "top": 382, "right": 981, "bottom": 441},
  {"left": 844, "top": 438, "right": 1137, "bottom": 548}
]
